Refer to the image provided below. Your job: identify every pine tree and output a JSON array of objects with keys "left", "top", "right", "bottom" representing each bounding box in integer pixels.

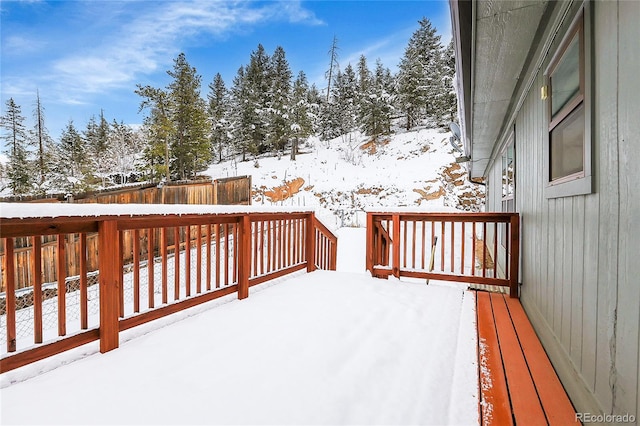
[
  {"left": 108, "top": 120, "right": 139, "bottom": 184},
  {"left": 325, "top": 36, "right": 340, "bottom": 102},
  {"left": 244, "top": 44, "right": 271, "bottom": 155},
  {"left": 135, "top": 85, "right": 172, "bottom": 182},
  {"left": 396, "top": 17, "right": 443, "bottom": 129},
  {"left": 290, "top": 71, "right": 313, "bottom": 160},
  {"left": 333, "top": 64, "right": 358, "bottom": 135},
  {"left": 31, "top": 91, "right": 54, "bottom": 193},
  {"left": 359, "top": 59, "right": 393, "bottom": 139},
  {"left": 0, "top": 98, "right": 33, "bottom": 195},
  {"left": 167, "top": 52, "right": 210, "bottom": 180},
  {"left": 440, "top": 39, "right": 458, "bottom": 123},
  {"left": 229, "top": 66, "right": 252, "bottom": 161},
  {"left": 55, "top": 120, "right": 89, "bottom": 193},
  {"left": 267, "top": 46, "right": 292, "bottom": 153},
  {"left": 207, "top": 73, "right": 231, "bottom": 163}
]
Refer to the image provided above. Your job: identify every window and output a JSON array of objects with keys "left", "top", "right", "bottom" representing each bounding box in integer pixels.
[
  {"left": 544, "top": 5, "right": 592, "bottom": 198},
  {"left": 501, "top": 137, "right": 514, "bottom": 248},
  {"left": 501, "top": 140, "right": 515, "bottom": 213}
]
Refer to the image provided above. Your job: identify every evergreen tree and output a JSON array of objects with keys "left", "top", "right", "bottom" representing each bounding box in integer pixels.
[
  {"left": 55, "top": 120, "right": 89, "bottom": 192},
  {"left": 207, "top": 73, "right": 231, "bottom": 163},
  {"left": 290, "top": 71, "right": 313, "bottom": 160},
  {"left": 359, "top": 59, "right": 393, "bottom": 139},
  {"left": 0, "top": 98, "right": 33, "bottom": 195},
  {"left": 229, "top": 66, "right": 250, "bottom": 161},
  {"left": 396, "top": 17, "right": 443, "bottom": 129},
  {"left": 440, "top": 39, "right": 458, "bottom": 123},
  {"left": 267, "top": 46, "right": 292, "bottom": 153},
  {"left": 167, "top": 52, "right": 210, "bottom": 179},
  {"left": 135, "top": 85, "right": 172, "bottom": 181},
  {"left": 325, "top": 35, "right": 340, "bottom": 102},
  {"left": 243, "top": 44, "right": 271, "bottom": 155},
  {"left": 333, "top": 64, "right": 358, "bottom": 135},
  {"left": 108, "top": 120, "right": 139, "bottom": 184},
  {"left": 31, "top": 91, "right": 54, "bottom": 193}
]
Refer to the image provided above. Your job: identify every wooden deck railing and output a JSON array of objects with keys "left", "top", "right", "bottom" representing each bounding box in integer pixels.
[
  {"left": 366, "top": 211, "right": 520, "bottom": 298},
  {"left": 0, "top": 208, "right": 337, "bottom": 373}
]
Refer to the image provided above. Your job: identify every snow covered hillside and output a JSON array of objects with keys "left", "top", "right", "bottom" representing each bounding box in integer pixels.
[{"left": 205, "top": 127, "right": 485, "bottom": 228}]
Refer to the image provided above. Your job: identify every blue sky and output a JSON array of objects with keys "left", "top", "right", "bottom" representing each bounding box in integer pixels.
[{"left": 1, "top": 0, "right": 451, "bottom": 142}]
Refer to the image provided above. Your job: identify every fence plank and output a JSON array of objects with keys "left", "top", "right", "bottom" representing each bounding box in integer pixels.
[{"left": 79, "top": 233, "right": 88, "bottom": 329}]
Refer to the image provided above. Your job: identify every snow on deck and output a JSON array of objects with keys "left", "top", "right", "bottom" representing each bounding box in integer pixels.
[{"left": 0, "top": 270, "right": 479, "bottom": 425}]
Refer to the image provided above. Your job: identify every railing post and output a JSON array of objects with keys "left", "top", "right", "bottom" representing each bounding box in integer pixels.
[
  {"left": 392, "top": 214, "right": 400, "bottom": 278},
  {"left": 509, "top": 214, "right": 520, "bottom": 298},
  {"left": 237, "top": 215, "right": 251, "bottom": 300},
  {"left": 306, "top": 213, "right": 317, "bottom": 272},
  {"left": 366, "top": 213, "right": 373, "bottom": 275},
  {"left": 98, "top": 220, "right": 120, "bottom": 353}
]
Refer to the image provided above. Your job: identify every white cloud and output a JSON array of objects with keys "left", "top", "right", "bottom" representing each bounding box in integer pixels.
[{"left": 17, "top": 1, "right": 322, "bottom": 101}]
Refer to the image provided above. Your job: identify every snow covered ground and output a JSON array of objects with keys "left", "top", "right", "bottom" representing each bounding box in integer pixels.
[
  {"left": 206, "top": 127, "right": 484, "bottom": 228},
  {"left": 0, "top": 228, "right": 479, "bottom": 425}
]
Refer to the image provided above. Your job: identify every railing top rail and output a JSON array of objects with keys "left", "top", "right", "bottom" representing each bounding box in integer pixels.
[
  {"left": 0, "top": 203, "right": 320, "bottom": 238},
  {"left": 367, "top": 211, "right": 519, "bottom": 222},
  {"left": 313, "top": 217, "right": 338, "bottom": 243},
  {"left": 0, "top": 202, "right": 315, "bottom": 220}
]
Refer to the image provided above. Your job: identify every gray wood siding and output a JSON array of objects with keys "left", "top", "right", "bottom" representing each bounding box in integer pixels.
[{"left": 484, "top": 0, "right": 639, "bottom": 419}]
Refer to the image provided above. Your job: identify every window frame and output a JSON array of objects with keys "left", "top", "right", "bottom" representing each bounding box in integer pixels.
[{"left": 543, "top": 4, "right": 593, "bottom": 199}]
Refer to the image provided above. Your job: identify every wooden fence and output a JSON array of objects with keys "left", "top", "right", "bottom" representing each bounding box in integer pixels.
[
  {"left": 0, "top": 176, "right": 252, "bottom": 206},
  {"left": 0, "top": 177, "right": 253, "bottom": 291},
  {"left": 0, "top": 208, "right": 337, "bottom": 373},
  {"left": 366, "top": 211, "right": 520, "bottom": 298}
]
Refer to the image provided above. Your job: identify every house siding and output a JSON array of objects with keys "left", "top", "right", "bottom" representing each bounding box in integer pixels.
[{"left": 484, "top": 0, "right": 639, "bottom": 420}]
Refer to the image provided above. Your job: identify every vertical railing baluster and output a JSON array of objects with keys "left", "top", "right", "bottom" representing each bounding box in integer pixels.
[
  {"left": 196, "top": 225, "right": 202, "bottom": 294},
  {"left": 224, "top": 224, "right": 230, "bottom": 285},
  {"left": 79, "top": 233, "right": 88, "bottom": 329},
  {"left": 206, "top": 224, "right": 212, "bottom": 291},
  {"left": 451, "top": 222, "right": 455, "bottom": 273},
  {"left": 472, "top": 222, "right": 476, "bottom": 276},
  {"left": 32, "top": 236, "right": 43, "bottom": 342},
  {"left": 160, "top": 227, "right": 169, "bottom": 305},
  {"left": 185, "top": 225, "right": 191, "bottom": 297},
  {"left": 133, "top": 230, "right": 140, "bottom": 313},
  {"left": 57, "top": 234, "right": 66, "bottom": 336},
  {"left": 482, "top": 222, "right": 487, "bottom": 278},
  {"left": 493, "top": 222, "right": 498, "bottom": 278},
  {"left": 174, "top": 227, "right": 180, "bottom": 300},
  {"left": 215, "top": 224, "right": 221, "bottom": 288},
  {"left": 440, "top": 221, "right": 445, "bottom": 272},
  {"left": 5, "top": 238, "right": 16, "bottom": 352},
  {"left": 461, "top": 222, "right": 466, "bottom": 275},
  {"left": 118, "top": 231, "right": 125, "bottom": 318}
]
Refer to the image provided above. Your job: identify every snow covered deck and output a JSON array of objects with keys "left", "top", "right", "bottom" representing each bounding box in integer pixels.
[{"left": 1, "top": 270, "right": 479, "bottom": 425}]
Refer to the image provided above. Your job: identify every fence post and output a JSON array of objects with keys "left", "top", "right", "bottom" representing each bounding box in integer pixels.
[
  {"left": 392, "top": 214, "right": 400, "bottom": 278},
  {"left": 509, "top": 214, "right": 520, "bottom": 298},
  {"left": 237, "top": 215, "right": 251, "bottom": 299},
  {"left": 306, "top": 213, "right": 317, "bottom": 272},
  {"left": 99, "top": 220, "right": 120, "bottom": 353}
]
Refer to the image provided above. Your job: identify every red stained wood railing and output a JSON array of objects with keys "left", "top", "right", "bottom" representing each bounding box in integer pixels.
[
  {"left": 0, "top": 210, "right": 336, "bottom": 373},
  {"left": 366, "top": 212, "right": 520, "bottom": 298}
]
